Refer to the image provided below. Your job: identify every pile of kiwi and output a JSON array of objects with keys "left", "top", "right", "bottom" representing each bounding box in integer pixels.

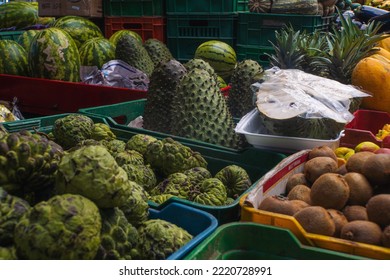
[{"left": 258, "top": 145, "right": 390, "bottom": 248}]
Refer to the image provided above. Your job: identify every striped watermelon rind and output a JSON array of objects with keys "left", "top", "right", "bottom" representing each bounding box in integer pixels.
[
  {"left": 0, "top": 40, "right": 29, "bottom": 77},
  {"left": 109, "top": 30, "right": 143, "bottom": 46},
  {"left": 28, "top": 28, "right": 81, "bottom": 82},
  {"left": 0, "top": 2, "right": 39, "bottom": 30},
  {"left": 79, "top": 38, "right": 115, "bottom": 69},
  {"left": 194, "top": 40, "right": 237, "bottom": 81},
  {"left": 17, "top": 30, "right": 41, "bottom": 52}
]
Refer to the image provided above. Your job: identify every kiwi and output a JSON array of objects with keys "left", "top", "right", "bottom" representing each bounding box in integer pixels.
[
  {"left": 366, "top": 194, "right": 390, "bottom": 227},
  {"left": 340, "top": 220, "right": 382, "bottom": 245},
  {"left": 381, "top": 225, "right": 390, "bottom": 248},
  {"left": 258, "top": 195, "right": 297, "bottom": 216},
  {"left": 361, "top": 154, "right": 390, "bottom": 187},
  {"left": 285, "top": 173, "right": 310, "bottom": 194},
  {"left": 310, "top": 173, "right": 350, "bottom": 210},
  {"left": 343, "top": 172, "right": 373, "bottom": 206},
  {"left": 336, "top": 164, "right": 348, "bottom": 175},
  {"left": 289, "top": 199, "right": 310, "bottom": 213},
  {"left": 308, "top": 146, "right": 338, "bottom": 162},
  {"left": 342, "top": 205, "right": 368, "bottom": 221},
  {"left": 327, "top": 209, "right": 348, "bottom": 238},
  {"left": 293, "top": 206, "right": 336, "bottom": 236},
  {"left": 287, "top": 184, "right": 311, "bottom": 205},
  {"left": 345, "top": 151, "right": 374, "bottom": 174},
  {"left": 304, "top": 156, "right": 338, "bottom": 183}
]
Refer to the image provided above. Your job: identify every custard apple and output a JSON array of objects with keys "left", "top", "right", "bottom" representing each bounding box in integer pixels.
[
  {"left": 125, "top": 134, "right": 157, "bottom": 156},
  {"left": 215, "top": 165, "right": 252, "bottom": 199},
  {"left": 121, "top": 163, "right": 157, "bottom": 193},
  {"left": 91, "top": 123, "right": 116, "bottom": 141},
  {"left": 190, "top": 178, "right": 227, "bottom": 206}
]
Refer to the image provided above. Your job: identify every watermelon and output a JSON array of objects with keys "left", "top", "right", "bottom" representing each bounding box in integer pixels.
[
  {"left": 0, "top": 1, "right": 39, "bottom": 29},
  {"left": 17, "top": 30, "right": 41, "bottom": 52},
  {"left": 109, "top": 30, "right": 143, "bottom": 46},
  {"left": 0, "top": 40, "right": 29, "bottom": 77},
  {"left": 79, "top": 38, "right": 115, "bottom": 69},
  {"left": 194, "top": 40, "right": 237, "bottom": 81},
  {"left": 52, "top": 16, "right": 104, "bottom": 48},
  {"left": 28, "top": 28, "right": 81, "bottom": 82}
]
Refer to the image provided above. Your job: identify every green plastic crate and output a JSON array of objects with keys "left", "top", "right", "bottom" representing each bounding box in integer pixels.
[
  {"left": 0, "top": 30, "right": 24, "bottom": 41},
  {"left": 2, "top": 113, "right": 286, "bottom": 224},
  {"left": 237, "top": 0, "right": 249, "bottom": 11},
  {"left": 103, "top": 0, "right": 165, "bottom": 16},
  {"left": 236, "top": 44, "right": 274, "bottom": 68},
  {"left": 166, "top": 0, "right": 244, "bottom": 15},
  {"left": 237, "top": 12, "right": 334, "bottom": 48},
  {"left": 185, "top": 222, "right": 368, "bottom": 260}
]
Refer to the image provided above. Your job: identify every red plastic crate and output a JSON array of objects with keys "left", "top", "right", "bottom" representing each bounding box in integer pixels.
[
  {"left": 340, "top": 109, "right": 390, "bottom": 149},
  {"left": 104, "top": 16, "right": 166, "bottom": 43},
  {"left": 0, "top": 74, "right": 147, "bottom": 117}
]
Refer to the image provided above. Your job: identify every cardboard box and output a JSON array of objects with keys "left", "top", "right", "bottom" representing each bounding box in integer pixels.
[
  {"left": 38, "top": 0, "right": 62, "bottom": 17},
  {"left": 38, "top": 0, "right": 102, "bottom": 18}
]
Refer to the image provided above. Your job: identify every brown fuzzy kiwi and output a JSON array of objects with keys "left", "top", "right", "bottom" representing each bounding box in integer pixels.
[
  {"left": 327, "top": 209, "right": 348, "bottom": 238},
  {"left": 310, "top": 173, "right": 350, "bottom": 210},
  {"left": 381, "top": 225, "right": 390, "bottom": 248},
  {"left": 293, "top": 206, "right": 336, "bottom": 236},
  {"left": 361, "top": 154, "right": 390, "bottom": 187},
  {"left": 342, "top": 205, "right": 368, "bottom": 221},
  {"left": 336, "top": 164, "right": 348, "bottom": 175},
  {"left": 366, "top": 194, "right": 390, "bottom": 227},
  {"left": 340, "top": 220, "right": 382, "bottom": 245},
  {"left": 345, "top": 151, "right": 374, "bottom": 174},
  {"left": 287, "top": 184, "right": 312, "bottom": 205},
  {"left": 289, "top": 200, "right": 310, "bottom": 214},
  {"left": 304, "top": 156, "right": 338, "bottom": 183},
  {"left": 343, "top": 172, "right": 373, "bottom": 206},
  {"left": 258, "top": 195, "right": 297, "bottom": 216},
  {"left": 308, "top": 146, "right": 338, "bottom": 162},
  {"left": 285, "top": 173, "right": 310, "bottom": 194}
]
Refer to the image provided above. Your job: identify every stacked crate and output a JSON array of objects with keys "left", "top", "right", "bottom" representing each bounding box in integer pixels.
[
  {"left": 166, "top": 0, "right": 248, "bottom": 62},
  {"left": 103, "top": 0, "right": 167, "bottom": 42}
]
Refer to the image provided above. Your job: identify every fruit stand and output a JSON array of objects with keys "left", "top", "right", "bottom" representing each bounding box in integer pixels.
[{"left": 0, "top": 0, "right": 390, "bottom": 262}]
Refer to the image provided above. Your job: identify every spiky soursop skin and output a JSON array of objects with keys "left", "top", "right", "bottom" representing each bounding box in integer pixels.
[
  {"left": 0, "top": 246, "right": 17, "bottom": 260},
  {"left": 29, "top": 28, "right": 81, "bottom": 82},
  {"left": 96, "top": 207, "right": 140, "bottom": 260},
  {"left": 115, "top": 34, "right": 154, "bottom": 77},
  {"left": 14, "top": 194, "right": 101, "bottom": 260},
  {"left": 228, "top": 59, "right": 264, "bottom": 118},
  {"left": 149, "top": 173, "right": 192, "bottom": 199},
  {"left": 114, "top": 150, "right": 144, "bottom": 166},
  {"left": 121, "top": 164, "right": 157, "bottom": 193},
  {"left": 79, "top": 37, "right": 115, "bottom": 69},
  {"left": 183, "top": 167, "right": 212, "bottom": 186},
  {"left": 125, "top": 134, "right": 158, "bottom": 156},
  {"left": 191, "top": 178, "right": 227, "bottom": 206},
  {"left": 90, "top": 123, "right": 116, "bottom": 141},
  {"left": 137, "top": 219, "right": 193, "bottom": 260},
  {"left": 0, "top": 188, "right": 30, "bottom": 246},
  {"left": 214, "top": 165, "right": 252, "bottom": 199},
  {"left": 171, "top": 68, "right": 243, "bottom": 149},
  {"left": 100, "top": 139, "right": 126, "bottom": 157},
  {"left": 0, "top": 130, "right": 63, "bottom": 196},
  {"left": 55, "top": 145, "right": 133, "bottom": 208},
  {"left": 52, "top": 114, "right": 95, "bottom": 150},
  {"left": 143, "top": 59, "right": 187, "bottom": 134},
  {"left": 144, "top": 38, "right": 174, "bottom": 67},
  {"left": 184, "top": 58, "right": 218, "bottom": 81},
  {"left": 17, "top": 29, "right": 41, "bottom": 51},
  {"left": 144, "top": 138, "right": 208, "bottom": 177},
  {"left": 0, "top": 40, "right": 29, "bottom": 77}
]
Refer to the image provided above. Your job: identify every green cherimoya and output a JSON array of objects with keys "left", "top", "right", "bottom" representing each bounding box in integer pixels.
[
  {"left": 55, "top": 145, "right": 133, "bottom": 208},
  {"left": 143, "top": 38, "right": 174, "bottom": 68},
  {"left": 170, "top": 68, "right": 244, "bottom": 149},
  {"left": 52, "top": 114, "right": 95, "bottom": 149},
  {"left": 214, "top": 165, "right": 252, "bottom": 199},
  {"left": 149, "top": 194, "right": 175, "bottom": 205},
  {"left": 137, "top": 219, "right": 193, "bottom": 260},
  {"left": 149, "top": 173, "right": 192, "bottom": 199},
  {"left": 90, "top": 123, "right": 116, "bottom": 141},
  {"left": 125, "top": 134, "right": 158, "bottom": 156},
  {"left": 0, "top": 188, "right": 30, "bottom": 246},
  {"left": 143, "top": 59, "right": 187, "bottom": 134},
  {"left": 95, "top": 207, "right": 140, "bottom": 260},
  {"left": 228, "top": 59, "right": 264, "bottom": 118},
  {"left": 100, "top": 138, "right": 126, "bottom": 157},
  {"left": 115, "top": 33, "right": 154, "bottom": 77},
  {"left": 14, "top": 194, "right": 102, "bottom": 260},
  {"left": 121, "top": 163, "right": 157, "bottom": 193},
  {"left": 183, "top": 167, "right": 212, "bottom": 186},
  {"left": 0, "top": 246, "right": 17, "bottom": 260},
  {"left": 190, "top": 178, "right": 227, "bottom": 206},
  {"left": 114, "top": 149, "right": 144, "bottom": 166},
  {"left": 144, "top": 137, "right": 207, "bottom": 177},
  {"left": 0, "top": 130, "right": 63, "bottom": 196}
]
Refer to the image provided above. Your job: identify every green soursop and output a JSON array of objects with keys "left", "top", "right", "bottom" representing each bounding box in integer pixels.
[
  {"left": 190, "top": 178, "right": 227, "bottom": 206},
  {"left": 95, "top": 207, "right": 140, "bottom": 260},
  {"left": 184, "top": 58, "right": 218, "bottom": 81},
  {"left": 144, "top": 38, "right": 174, "bottom": 67},
  {"left": 121, "top": 164, "right": 157, "bottom": 193},
  {"left": 125, "top": 134, "right": 158, "bottom": 156},
  {"left": 114, "top": 150, "right": 144, "bottom": 166},
  {"left": 55, "top": 145, "right": 134, "bottom": 208},
  {"left": 52, "top": 114, "right": 95, "bottom": 149},
  {"left": 228, "top": 59, "right": 264, "bottom": 118},
  {"left": 14, "top": 194, "right": 102, "bottom": 260},
  {"left": 137, "top": 219, "right": 193, "bottom": 260},
  {"left": 144, "top": 138, "right": 207, "bottom": 177},
  {"left": 149, "top": 173, "right": 192, "bottom": 199},
  {"left": 171, "top": 68, "right": 244, "bottom": 149},
  {"left": 115, "top": 34, "right": 154, "bottom": 77},
  {"left": 214, "top": 165, "right": 252, "bottom": 199},
  {"left": 91, "top": 123, "right": 116, "bottom": 141},
  {"left": 143, "top": 59, "right": 187, "bottom": 134}
]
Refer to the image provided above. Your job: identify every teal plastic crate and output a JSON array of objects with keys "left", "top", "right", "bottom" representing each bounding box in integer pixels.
[
  {"left": 237, "top": 0, "right": 249, "bottom": 11},
  {"left": 236, "top": 44, "right": 274, "bottom": 68},
  {"left": 184, "top": 222, "right": 368, "bottom": 260},
  {"left": 166, "top": 0, "right": 243, "bottom": 15},
  {"left": 150, "top": 202, "right": 218, "bottom": 260},
  {"left": 103, "top": 0, "right": 165, "bottom": 16},
  {"left": 3, "top": 113, "right": 286, "bottom": 224},
  {"left": 237, "top": 12, "right": 334, "bottom": 48},
  {"left": 0, "top": 30, "right": 24, "bottom": 41}
]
